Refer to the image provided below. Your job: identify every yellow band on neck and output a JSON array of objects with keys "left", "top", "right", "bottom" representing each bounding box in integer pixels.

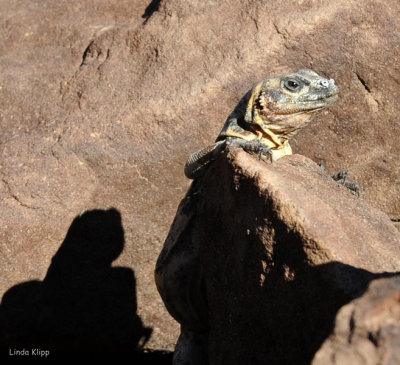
[
  {"left": 245, "top": 81, "right": 293, "bottom": 159},
  {"left": 245, "top": 81, "right": 263, "bottom": 123},
  {"left": 253, "top": 113, "right": 283, "bottom": 147}
]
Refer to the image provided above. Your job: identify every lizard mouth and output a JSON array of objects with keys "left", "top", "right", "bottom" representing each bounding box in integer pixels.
[
  {"left": 307, "top": 92, "right": 338, "bottom": 107},
  {"left": 258, "top": 92, "right": 339, "bottom": 116},
  {"left": 271, "top": 92, "right": 339, "bottom": 115},
  {"left": 317, "top": 92, "right": 339, "bottom": 102},
  {"left": 295, "top": 89, "right": 339, "bottom": 104},
  {"left": 256, "top": 87, "right": 338, "bottom": 112}
]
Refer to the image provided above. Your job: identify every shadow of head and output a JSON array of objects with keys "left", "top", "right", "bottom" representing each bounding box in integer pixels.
[{"left": 52, "top": 208, "right": 124, "bottom": 268}]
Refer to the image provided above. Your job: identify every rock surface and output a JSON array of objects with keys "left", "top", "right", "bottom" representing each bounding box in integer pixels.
[
  {"left": 198, "top": 149, "right": 400, "bottom": 365},
  {"left": 1, "top": 0, "right": 400, "bottom": 353},
  {"left": 312, "top": 275, "right": 400, "bottom": 365}
]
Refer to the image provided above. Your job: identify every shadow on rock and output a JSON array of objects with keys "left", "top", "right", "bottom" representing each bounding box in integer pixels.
[
  {"left": 198, "top": 150, "right": 400, "bottom": 365},
  {"left": 0, "top": 208, "right": 171, "bottom": 361}
]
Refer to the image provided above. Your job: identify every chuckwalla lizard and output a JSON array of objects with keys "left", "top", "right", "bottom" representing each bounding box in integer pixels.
[
  {"left": 185, "top": 69, "right": 338, "bottom": 178},
  {"left": 155, "top": 69, "right": 359, "bottom": 365},
  {"left": 184, "top": 69, "right": 360, "bottom": 195}
]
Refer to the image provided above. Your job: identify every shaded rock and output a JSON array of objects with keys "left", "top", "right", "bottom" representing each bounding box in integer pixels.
[
  {"left": 312, "top": 275, "right": 400, "bottom": 365},
  {"left": 197, "top": 149, "right": 400, "bottom": 365},
  {"left": 1, "top": 0, "right": 400, "bottom": 352},
  {"left": 0, "top": 209, "right": 152, "bottom": 354}
]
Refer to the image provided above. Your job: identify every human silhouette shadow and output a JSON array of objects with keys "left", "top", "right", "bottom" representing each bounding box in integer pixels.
[{"left": 1, "top": 209, "right": 170, "bottom": 361}]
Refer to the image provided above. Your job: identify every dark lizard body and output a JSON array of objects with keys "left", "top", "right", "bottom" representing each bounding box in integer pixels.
[{"left": 155, "top": 69, "right": 358, "bottom": 365}]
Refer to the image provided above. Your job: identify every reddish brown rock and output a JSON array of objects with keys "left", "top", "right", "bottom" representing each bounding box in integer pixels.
[
  {"left": 197, "top": 149, "right": 400, "bottom": 365},
  {"left": 312, "top": 275, "right": 400, "bottom": 365},
  {"left": 1, "top": 0, "right": 400, "bottom": 354}
]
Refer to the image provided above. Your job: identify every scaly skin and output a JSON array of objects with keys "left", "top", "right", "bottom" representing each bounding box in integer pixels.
[{"left": 185, "top": 69, "right": 339, "bottom": 179}]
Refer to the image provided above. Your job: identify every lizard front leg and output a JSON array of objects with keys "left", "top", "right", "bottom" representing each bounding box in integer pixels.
[
  {"left": 226, "top": 137, "right": 273, "bottom": 162},
  {"left": 184, "top": 138, "right": 273, "bottom": 180}
]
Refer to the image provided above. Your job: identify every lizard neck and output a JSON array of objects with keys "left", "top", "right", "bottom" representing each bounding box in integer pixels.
[
  {"left": 250, "top": 116, "right": 287, "bottom": 149},
  {"left": 245, "top": 81, "right": 295, "bottom": 150},
  {"left": 250, "top": 120, "right": 293, "bottom": 160}
]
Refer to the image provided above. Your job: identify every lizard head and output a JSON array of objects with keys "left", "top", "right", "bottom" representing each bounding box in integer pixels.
[{"left": 245, "top": 69, "right": 339, "bottom": 144}]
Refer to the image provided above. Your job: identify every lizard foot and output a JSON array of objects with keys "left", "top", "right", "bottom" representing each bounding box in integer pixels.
[
  {"left": 320, "top": 162, "right": 362, "bottom": 198},
  {"left": 331, "top": 170, "right": 362, "bottom": 198},
  {"left": 226, "top": 137, "right": 273, "bottom": 162}
]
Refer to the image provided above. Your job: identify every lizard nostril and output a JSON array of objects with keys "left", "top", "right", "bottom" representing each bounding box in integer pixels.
[{"left": 318, "top": 79, "right": 330, "bottom": 88}]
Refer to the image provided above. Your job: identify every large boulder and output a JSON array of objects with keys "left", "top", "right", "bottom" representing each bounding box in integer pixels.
[
  {"left": 1, "top": 0, "right": 400, "bottom": 352},
  {"left": 198, "top": 149, "right": 400, "bottom": 365}
]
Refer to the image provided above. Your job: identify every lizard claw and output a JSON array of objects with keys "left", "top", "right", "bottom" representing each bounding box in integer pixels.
[
  {"left": 332, "top": 170, "right": 362, "bottom": 198},
  {"left": 250, "top": 141, "right": 273, "bottom": 161},
  {"left": 226, "top": 137, "right": 272, "bottom": 162},
  {"left": 320, "top": 163, "right": 362, "bottom": 198},
  {"left": 257, "top": 144, "right": 273, "bottom": 161},
  {"left": 344, "top": 182, "right": 362, "bottom": 198}
]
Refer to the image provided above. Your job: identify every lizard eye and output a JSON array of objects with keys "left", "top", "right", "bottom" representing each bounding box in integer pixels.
[{"left": 284, "top": 79, "right": 302, "bottom": 92}]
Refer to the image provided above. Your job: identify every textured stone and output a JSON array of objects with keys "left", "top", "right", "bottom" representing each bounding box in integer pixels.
[
  {"left": 197, "top": 149, "right": 400, "bottom": 365},
  {"left": 312, "top": 275, "right": 400, "bottom": 365}
]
